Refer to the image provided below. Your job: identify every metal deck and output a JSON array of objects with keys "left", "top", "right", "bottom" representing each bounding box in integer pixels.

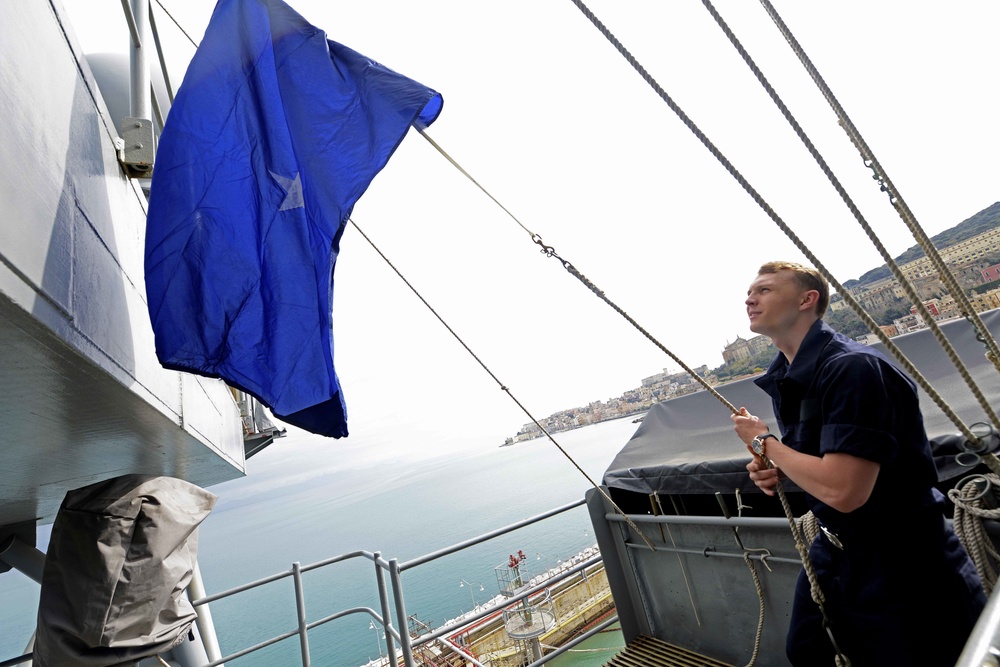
[{"left": 604, "top": 635, "right": 733, "bottom": 667}]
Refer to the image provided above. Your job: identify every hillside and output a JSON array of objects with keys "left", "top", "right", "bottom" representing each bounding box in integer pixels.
[{"left": 848, "top": 201, "right": 1000, "bottom": 286}]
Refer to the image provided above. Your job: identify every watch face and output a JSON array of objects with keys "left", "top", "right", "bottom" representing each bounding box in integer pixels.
[{"left": 752, "top": 437, "right": 764, "bottom": 455}]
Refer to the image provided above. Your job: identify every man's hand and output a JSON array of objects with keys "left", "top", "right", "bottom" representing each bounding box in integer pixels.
[
  {"left": 746, "top": 456, "right": 781, "bottom": 495},
  {"left": 731, "top": 407, "right": 770, "bottom": 464}
]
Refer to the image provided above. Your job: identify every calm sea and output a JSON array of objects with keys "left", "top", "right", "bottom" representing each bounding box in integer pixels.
[{"left": 0, "top": 416, "right": 639, "bottom": 666}]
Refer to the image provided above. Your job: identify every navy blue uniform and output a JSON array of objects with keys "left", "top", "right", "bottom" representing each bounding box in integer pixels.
[{"left": 754, "top": 320, "right": 986, "bottom": 666}]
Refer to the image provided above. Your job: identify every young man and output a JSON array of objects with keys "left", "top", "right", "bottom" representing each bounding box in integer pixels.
[{"left": 731, "top": 261, "right": 986, "bottom": 666}]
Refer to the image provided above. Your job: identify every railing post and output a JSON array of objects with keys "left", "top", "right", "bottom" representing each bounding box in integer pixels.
[
  {"left": 187, "top": 561, "right": 224, "bottom": 665},
  {"left": 389, "top": 559, "right": 415, "bottom": 667},
  {"left": 292, "top": 562, "right": 311, "bottom": 667},
  {"left": 127, "top": 0, "right": 150, "bottom": 120},
  {"left": 374, "top": 552, "right": 397, "bottom": 664}
]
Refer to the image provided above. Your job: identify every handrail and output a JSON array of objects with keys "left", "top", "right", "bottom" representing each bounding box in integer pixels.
[
  {"left": 956, "top": 582, "right": 1000, "bottom": 666},
  {"left": 399, "top": 498, "right": 585, "bottom": 570},
  {"left": 181, "top": 499, "right": 596, "bottom": 666}
]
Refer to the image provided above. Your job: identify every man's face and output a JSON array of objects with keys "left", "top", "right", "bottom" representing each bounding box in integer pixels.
[{"left": 745, "top": 270, "right": 809, "bottom": 336}]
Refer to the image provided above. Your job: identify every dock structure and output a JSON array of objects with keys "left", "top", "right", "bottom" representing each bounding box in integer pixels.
[{"left": 435, "top": 557, "right": 617, "bottom": 666}]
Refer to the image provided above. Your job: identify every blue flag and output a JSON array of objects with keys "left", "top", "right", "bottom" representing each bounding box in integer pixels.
[{"left": 144, "top": 0, "right": 442, "bottom": 437}]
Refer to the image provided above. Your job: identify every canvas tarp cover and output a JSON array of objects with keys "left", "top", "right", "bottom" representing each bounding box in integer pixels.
[
  {"left": 34, "top": 475, "right": 217, "bottom": 667},
  {"left": 603, "top": 310, "right": 1000, "bottom": 497}
]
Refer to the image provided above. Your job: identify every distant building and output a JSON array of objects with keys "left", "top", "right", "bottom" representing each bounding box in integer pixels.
[
  {"left": 855, "top": 282, "right": 899, "bottom": 311},
  {"left": 970, "top": 289, "right": 1000, "bottom": 313},
  {"left": 893, "top": 313, "right": 922, "bottom": 334},
  {"left": 982, "top": 264, "right": 1000, "bottom": 283},
  {"left": 899, "top": 227, "right": 1000, "bottom": 280},
  {"left": 911, "top": 299, "right": 941, "bottom": 319},
  {"left": 641, "top": 370, "right": 669, "bottom": 388},
  {"left": 721, "top": 335, "right": 771, "bottom": 364}
]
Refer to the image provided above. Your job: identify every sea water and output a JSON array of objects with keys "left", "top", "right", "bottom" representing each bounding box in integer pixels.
[{"left": 0, "top": 416, "right": 641, "bottom": 666}]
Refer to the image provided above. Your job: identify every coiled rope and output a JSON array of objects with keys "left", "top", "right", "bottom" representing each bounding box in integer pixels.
[{"left": 949, "top": 474, "right": 1000, "bottom": 594}]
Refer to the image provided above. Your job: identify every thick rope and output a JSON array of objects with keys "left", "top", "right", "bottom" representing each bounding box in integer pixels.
[
  {"left": 565, "top": 0, "right": 978, "bottom": 452},
  {"left": 798, "top": 511, "right": 819, "bottom": 544},
  {"left": 347, "top": 219, "right": 658, "bottom": 553},
  {"left": 756, "top": 0, "right": 1000, "bottom": 370},
  {"left": 733, "top": 490, "right": 772, "bottom": 667},
  {"left": 700, "top": 0, "right": 1000, "bottom": 447},
  {"left": 754, "top": 0, "right": 1000, "bottom": 455},
  {"left": 755, "top": 451, "right": 849, "bottom": 666},
  {"left": 426, "top": 120, "right": 842, "bottom": 648},
  {"left": 949, "top": 474, "right": 1000, "bottom": 594},
  {"left": 704, "top": 2, "right": 1000, "bottom": 591}
]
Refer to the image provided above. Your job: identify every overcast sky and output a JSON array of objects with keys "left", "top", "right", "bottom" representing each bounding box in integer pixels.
[{"left": 63, "top": 0, "right": 1000, "bottom": 465}]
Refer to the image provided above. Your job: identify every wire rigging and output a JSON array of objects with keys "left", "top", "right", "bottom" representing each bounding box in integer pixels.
[
  {"left": 418, "top": 130, "right": 741, "bottom": 417},
  {"left": 347, "top": 219, "right": 658, "bottom": 553},
  {"left": 753, "top": 0, "right": 1000, "bottom": 469},
  {"left": 149, "top": 3, "right": 992, "bottom": 658},
  {"left": 699, "top": 0, "right": 1000, "bottom": 439},
  {"left": 566, "top": 0, "right": 986, "bottom": 450},
  {"left": 149, "top": 0, "right": 663, "bottom": 553}
]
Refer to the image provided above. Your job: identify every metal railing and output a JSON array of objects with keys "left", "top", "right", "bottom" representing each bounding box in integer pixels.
[{"left": 185, "top": 497, "right": 613, "bottom": 667}]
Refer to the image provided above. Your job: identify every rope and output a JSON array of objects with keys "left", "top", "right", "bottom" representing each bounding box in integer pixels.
[
  {"left": 347, "top": 219, "right": 658, "bottom": 553},
  {"left": 426, "top": 79, "right": 847, "bottom": 657},
  {"left": 754, "top": 0, "right": 1000, "bottom": 457},
  {"left": 757, "top": 450, "right": 850, "bottom": 666},
  {"left": 565, "top": 0, "right": 979, "bottom": 451},
  {"left": 798, "top": 511, "right": 819, "bottom": 544},
  {"left": 733, "top": 490, "right": 771, "bottom": 667},
  {"left": 949, "top": 474, "right": 1000, "bottom": 594},
  {"left": 419, "top": 131, "right": 739, "bottom": 417},
  {"left": 151, "top": 0, "right": 199, "bottom": 48},
  {"left": 703, "top": 0, "right": 1000, "bottom": 593},
  {"left": 699, "top": 0, "right": 1000, "bottom": 448},
  {"left": 558, "top": 0, "right": 836, "bottom": 661}
]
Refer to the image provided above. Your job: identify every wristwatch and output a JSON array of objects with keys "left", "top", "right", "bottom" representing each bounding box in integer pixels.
[{"left": 751, "top": 433, "right": 777, "bottom": 458}]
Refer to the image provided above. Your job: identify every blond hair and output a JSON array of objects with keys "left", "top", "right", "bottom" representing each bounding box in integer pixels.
[{"left": 758, "top": 261, "right": 830, "bottom": 315}]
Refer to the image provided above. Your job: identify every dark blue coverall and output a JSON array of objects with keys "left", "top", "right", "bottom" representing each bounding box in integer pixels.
[{"left": 754, "top": 320, "right": 986, "bottom": 666}]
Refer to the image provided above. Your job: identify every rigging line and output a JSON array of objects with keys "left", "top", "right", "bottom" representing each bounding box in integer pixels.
[
  {"left": 417, "top": 129, "right": 739, "bottom": 416},
  {"left": 418, "top": 130, "right": 535, "bottom": 239},
  {"left": 147, "top": 4, "right": 175, "bottom": 104},
  {"left": 698, "top": 0, "right": 1000, "bottom": 440},
  {"left": 422, "top": 79, "right": 841, "bottom": 654},
  {"left": 151, "top": 0, "right": 199, "bottom": 49},
  {"left": 567, "top": 0, "right": 982, "bottom": 449},
  {"left": 755, "top": 0, "right": 1000, "bottom": 422},
  {"left": 347, "top": 218, "right": 658, "bottom": 553}
]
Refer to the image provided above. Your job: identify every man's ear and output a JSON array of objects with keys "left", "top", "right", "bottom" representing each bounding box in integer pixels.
[{"left": 800, "top": 290, "right": 819, "bottom": 311}]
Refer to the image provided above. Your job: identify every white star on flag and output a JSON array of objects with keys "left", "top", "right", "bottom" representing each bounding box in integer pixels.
[{"left": 269, "top": 170, "right": 304, "bottom": 211}]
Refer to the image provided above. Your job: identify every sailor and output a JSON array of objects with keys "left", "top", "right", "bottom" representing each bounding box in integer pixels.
[{"left": 731, "top": 260, "right": 986, "bottom": 666}]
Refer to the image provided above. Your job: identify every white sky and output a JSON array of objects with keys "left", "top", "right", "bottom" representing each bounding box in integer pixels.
[{"left": 61, "top": 0, "right": 1000, "bottom": 461}]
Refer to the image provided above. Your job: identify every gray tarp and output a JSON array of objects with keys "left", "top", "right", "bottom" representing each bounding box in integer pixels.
[
  {"left": 35, "top": 475, "right": 217, "bottom": 667},
  {"left": 604, "top": 310, "right": 1000, "bottom": 497}
]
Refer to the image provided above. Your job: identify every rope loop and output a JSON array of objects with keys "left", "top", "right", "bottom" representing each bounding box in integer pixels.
[{"left": 953, "top": 474, "right": 992, "bottom": 503}]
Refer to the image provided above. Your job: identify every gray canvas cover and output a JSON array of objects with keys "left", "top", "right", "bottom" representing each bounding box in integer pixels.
[
  {"left": 35, "top": 475, "right": 217, "bottom": 667},
  {"left": 604, "top": 310, "right": 1000, "bottom": 496}
]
